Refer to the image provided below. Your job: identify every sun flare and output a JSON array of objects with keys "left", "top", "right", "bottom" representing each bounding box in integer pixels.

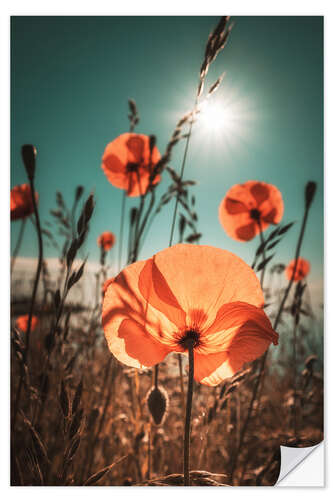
[{"left": 199, "top": 99, "right": 235, "bottom": 134}]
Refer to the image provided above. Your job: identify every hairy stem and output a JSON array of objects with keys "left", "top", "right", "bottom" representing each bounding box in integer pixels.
[
  {"left": 118, "top": 190, "right": 126, "bottom": 272},
  {"left": 257, "top": 219, "right": 266, "bottom": 289},
  {"left": 184, "top": 343, "right": 194, "bottom": 486},
  {"left": 292, "top": 318, "right": 298, "bottom": 441},
  {"left": 153, "top": 364, "right": 159, "bottom": 389},
  {"left": 177, "top": 354, "right": 185, "bottom": 412}
]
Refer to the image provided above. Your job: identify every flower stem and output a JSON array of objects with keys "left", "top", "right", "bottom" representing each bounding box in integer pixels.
[
  {"left": 257, "top": 219, "right": 266, "bottom": 289},
  {"left": 292, "top": 317, "right": 298, "bottom": 441},
  {"left": 153, "top": 364, "right": 159, "bottom": 389},
  {"left": 13, "top": 177, "right": 43, "bottom": 429},
  {"left": 177, "top": 354, "right": 185, "bottom": 412},
  {"left": 184, "top": 342, "right": 194, "bottom": 486},
  {"left": 11, "top": 218, "right": 26, "bottom": 275},
  {"left": 118, "top": 190, "right": 126, "bottom": 272}
]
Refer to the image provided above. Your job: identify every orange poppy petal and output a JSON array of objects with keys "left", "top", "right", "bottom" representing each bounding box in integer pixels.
[
  {"left": 193, "top": 351, "right": 229, "bottom": 383},
  {"left": 235, "top": 222, "right": 256, "bottom": 241},
  {"left": 203, "top": 301, "right": 278, "bottom": 346},
  {"left": 224, "top": 197, "right": 248, "bottom": 215},
  {"left": 194, "top": 303, "right": 277, "bottom": 386},
  {"left": 101, "top": 133, "right": 162, "bottom": 197},
  {"left": 148, "top": 245, "right": 264, "bottom": 331},
  {"left": 250, "top": 182, "right": 269, "bottom": 206},
  {"left": 261, "top": 207, "right": 277, "bottom": 224},
  {"left": 118, "top": 318, "right": 171, "bottom": 367},
  {"left": 10, "top": 184, "right": 37, "bottom": 221},
  {"left": 98, "top": 231, "right": 116, "bottom": 251},
  {"left": 126, "top": 135, "right": 145, "bottom": 164},
  {"left": 102, "top": 260, "right": 181, "bottom": 367},
  {"left": 219, "top": 181, "right": 284, "bottom": 241},
  {"left": 15, "top": 314, "right": 38, "bottom": 333},
  {"left": 138, "top": 257, "right": 186, "bottom": 328},
  {"left": 285, "top": 258, "right": 310, "bottom": 282}
]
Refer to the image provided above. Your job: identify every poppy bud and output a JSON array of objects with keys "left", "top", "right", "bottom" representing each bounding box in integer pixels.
[
  {"left": 21, "top": 144, "right": 37, "bottom": 180},
  {"left": 75, "top": 185, "right": 84, "bottom": 202},
  {"left": 149, "top": 135, "right": 156, "bottom": 154},
  {"left": 146, "top": 386, "right": 168, "bottom": 425},
  {"left": 305, "top": 181, "right": 316, "bottom": 209}
]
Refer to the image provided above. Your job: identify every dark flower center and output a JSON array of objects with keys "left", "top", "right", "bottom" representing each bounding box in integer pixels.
[
  {"left": 250, "top": 208, "right": 261, "bottom": 221},
  {"left": 126, "top": 162, "right": 139, "bottom": 172},
  {"left": 178, "top": 329, "right": 201, "bottom": 350}
]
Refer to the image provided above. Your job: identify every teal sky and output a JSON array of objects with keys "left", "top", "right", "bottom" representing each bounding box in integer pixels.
[{"left": 11, "top": 16, "right": 323, "bottom": 293}]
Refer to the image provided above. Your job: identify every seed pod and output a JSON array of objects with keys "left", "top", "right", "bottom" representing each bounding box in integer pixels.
[
  {"left": 21, "top": 144, "right": 37, "bottom": 180},
  {"left": 305, "top": 181, "right": 317, "bottom": 209},
  {"left": 146, "top": 386, "right": 168, "bottom": 425},
  {"left": 75, "top": 185, "right": 84, "bottom": 202}
]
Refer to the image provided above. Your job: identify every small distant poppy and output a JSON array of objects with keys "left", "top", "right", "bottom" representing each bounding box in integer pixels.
[
  {"left": 15, "top": 315, "right": 38, "bottom": 333},
  {"left": 219, "top": 181, "right": 284, "bottom": 242},
  {"left": 97, "top": 231, "right": 116, "bottom": 252},
  {"left": 102, "top": 244, "right": 278, "bottom": 386},
  {"left": 101, "top": 133, "right": 161, "bottom": 197},
  {"left": 10, "top": 184, "right": 38, "bottom": 221},
  {"left": 285, "top": 258, "right": 310, "bottom": 282}
]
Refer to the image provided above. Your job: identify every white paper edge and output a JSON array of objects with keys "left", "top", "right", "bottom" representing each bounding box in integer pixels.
[{"left": 276, "top": 441, "right": 324, "bottom": 486}]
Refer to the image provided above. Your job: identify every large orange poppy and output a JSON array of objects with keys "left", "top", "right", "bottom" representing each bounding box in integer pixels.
[
  {"left": 101, "top": 133, "right": 161, "bottom": 197},
  {"left": 102, "top": 244, "right": 278, "bottom": 386},
  {"left": 97, "top": 231, "right": 116, "bottom": 251},
  {"left": 15, "top": 315, "right": 38, "bottom": 333},
  {"left": 285, "top": 258, "right": 310, "bottom": 282},
  {"left": 218, "top": 181, "right": 284, "bottom": 242},
  {"left": 10, "top": 184, "right": 38, "bottom": 221}
]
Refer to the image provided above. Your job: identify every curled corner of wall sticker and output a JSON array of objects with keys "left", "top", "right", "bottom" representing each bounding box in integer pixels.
[{"left": 276, "top": 441, "right": 324, "bottom": 486}]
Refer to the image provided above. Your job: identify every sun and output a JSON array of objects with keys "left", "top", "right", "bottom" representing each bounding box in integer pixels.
[{"left": 199, "top": 98, "right": 236, "bottom": 135}]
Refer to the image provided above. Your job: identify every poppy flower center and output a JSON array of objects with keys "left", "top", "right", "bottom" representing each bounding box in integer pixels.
[
  {"left": 126, "top": 162, "right": 140, "bottom": 173},
  {"left": 178, "top": 329, "right": 201, "bottom": 350},
  {"left": 250, "top": 208, "right": 261, "bottom": 221}
]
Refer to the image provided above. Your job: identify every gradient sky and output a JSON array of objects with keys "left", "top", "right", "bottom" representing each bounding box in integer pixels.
[{"left": 11, "top": 16, "right": 323, "bottom": 297}]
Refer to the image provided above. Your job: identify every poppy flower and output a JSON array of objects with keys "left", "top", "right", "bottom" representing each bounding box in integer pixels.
[
  {"left": 15, "top": 315, "right": 38, "bottom": 333},
  {"left": 97, "top": 231, "right": 116, "bottom": 252},
  {"left": 285, "top": 258, "right": 310, "bottom": 282},
  {"left": 102, "top": 244, "right": 278, "bottom": 386},
  {"left": 101, "top": 133, "right": 161, "bottom": 197},
  {"left": 218, "top": 181, "right": 284, "bottom": 242},
  {"left": 10, "top": 183, "right": 38, "bottom": 221}
]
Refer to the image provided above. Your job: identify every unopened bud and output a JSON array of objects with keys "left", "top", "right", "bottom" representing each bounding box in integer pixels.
[
  {"left": 21, "top": 144, "right": 37, "bottom": 180},
  {"left": 146, "top": 385, "right": 168, "bottom": 425},
  {"left": 75, "top": 185, "right": 84, "bottom": 202},
  {"left": 305, "top": 181, "right": 316, "bottom": 209}
]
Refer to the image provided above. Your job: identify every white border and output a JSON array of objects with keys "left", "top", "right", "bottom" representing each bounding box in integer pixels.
[{"left": 2, "top": 1, "right": 331, "bottom": 496}]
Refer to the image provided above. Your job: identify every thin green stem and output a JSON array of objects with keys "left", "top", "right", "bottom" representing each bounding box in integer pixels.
[
  {"left": 11, "top": 218, "right": 26, "bottom": 275},
  {"left": 184, "top": 342, "right": 194, "bottom": 486}
]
